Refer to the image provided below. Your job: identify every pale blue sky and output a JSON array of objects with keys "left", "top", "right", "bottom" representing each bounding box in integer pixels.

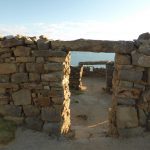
[{"left": 0, "top": 0, "right": 150, "bottom": 40}]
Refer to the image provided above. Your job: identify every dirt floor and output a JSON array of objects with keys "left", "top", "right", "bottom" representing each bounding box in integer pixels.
[{"left": 0, "top": 77, "right": 150, "bottom": 150}]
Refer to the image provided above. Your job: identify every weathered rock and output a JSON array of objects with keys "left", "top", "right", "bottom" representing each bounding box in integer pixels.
[
  {"left": 0, "top": 52, "right": 12, "bottom": 58},
  {"left": 34, "top": 97, "right": 51, "bottom": 107},
  {"left": 51, "top": 97, "right": 64, "bottom": 105},
  {"left": 118, "top": 80, "right": 133, "bottom": 88},
  {"left": 138, "top": 54, "right": 150, "bottom": 67},
  {"left": 11, "top": 73, "right": 28, "bottom": 83},
  {"left": 41, "top": 106, "right": 61, "bottom": 122},
  {"left": 0, "top": 105, "right": 22, "bottom": 117},
  {"left": 26, "top": 63, "right": 44, "bottom": 73},
  {"left": 115, "top": 54, "right": 131, "bottom": 65},
  {"left": 12, "top": 89, "right": 31, "bottom": 105},
  {"left": 25, "top": 117, "right": 43, "bottom": 131},
  {"left": 44, "top": 63, "right": 63, "bottom": 72},
  {"left": 0, "top": 63, "right": 17, "bottom": 74},
  {"left": 138, "top": 109, "right": 147, "bottom": 126},
  {"left": 41, "top": 72, "right": 63, "bottom": 82},
  {"left": 29, "top": 73, "right": 40, "bottom": 81},
  {"left": 0, "top": 38, "right": 23, "bottom": 48},
  {"left": 16, "top": 57, "right": 35, "bottom": 62},
  {"left": 117, "top": 97, "right": 136, "bottom": 105},
  {"left": 43, "top": 122, "right": 60, "bottom": 135},
  {"left": 13, "top": 46, "right": 31, "bottom": 56},
  {"left": 116, "top": 106, "right": 138, "bottom": 128},
  {"left": 32, "top": 50, "right": 67, "bottom": 57},
  {"left": 20, "top": 83, "right": 43, "bottom": 89},
  {"left": 138, "top": 32, "right": 150, "bottom": 40},
  {"left": 138, "top": 44, "right": 150, "bottom": 55},
  {"left": 36, "top": 57, "right": 45, "bottom": 63},
  {"left": 143, "top": 89, "right": 150, "bottom": 102},
  {"left": 148, "top": 68, "right": 150, "bottom": 85},
  {"left": 47, "top": 57, "right": 65, "bottom": 62},
  {"left": 4, "top": 116, "right": 24, "bottom": 125},
  {"left": 18, "top": 64, "right": 25, "bottom": 72},
  {"left": 116, "top": 87, "right": 141, "bottom": 99},
  {"left": 118, "top": 70, "right": 143, "bottom": 82},
  {"left": 0, "top": 75, "right": 9, "bottom": 83},
  {"left": 0, "top": 94, "right": 9, "bottom": 104},
  {"left": 0, "top": 83, "right": 19, "bottom": 90},
  {"left": 0, "top": 48, "right": 11, "bottom": 54},
  {"left": 37, "top": 36, "right": 51, "bottom": 50},
  {"left": 23, "top": 105, "right": 40, "bottom": 117}
]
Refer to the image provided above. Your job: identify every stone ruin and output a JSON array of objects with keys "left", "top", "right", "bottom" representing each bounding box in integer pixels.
[
  {"left": 70, "top": 61, "right": 114, "bottom": 92},
  {"left": 0, "top": 32, "right": 150, "bottom": 137},
  {"left": 0, "top": 35, "right": 71, "bottom": 135}
]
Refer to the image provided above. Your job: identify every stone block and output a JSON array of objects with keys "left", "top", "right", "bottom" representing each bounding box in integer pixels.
[
  {"left": 18, "top": 64, "right": 25, "bottom": 72},
  {"left": 51, "top": 97, "right": 64, "bottom": 105},
  {"left": 36, "top": 57, "right": 45, "bottom": 63},
  {"left": 47, "top": 57, "right": 65, "bottom": 63},
  {"left": 13, "top": 46, "right": 31, "bottom": 56},
  {"left": 0, "top": 38, "right": 23, "bottom": 48},
  {"left": 41, "top": 72, "right": 63, "bottom": 82},
  {"left": 0, "top": 94, "right": 9, "bottom": 104},
  {"left": 138, "top": 55, "right": 150, "bottom": 67},
  {"left": 117, "top": 97, "right": 136, "bottom": 106},
  {"left": 143, "top": 89, "right": 150, "bottom": 102},
  {"left": 138, "top": 44, "right": 150, "bottom": 55},
  {"left": 41, "top": 106, "right": 61, "bottom": 122},
  {"left": 0, "top": 83, "right": 19, "bottom": 90},
  {"left": 115, "top": 53, "right": 131, "bottom": 65},
  {"left": 148, "top": 68, "right": 150, "bottom": 85},
  {"left": 16, "top": 57, "right": 35, "bottom": 62},
  {"left": 44, "top": 63, "right": 63, "bottom": 72},
  {"left": 0, "top": 64, "right": 17, "bottom": 74},
  {"left": 34, "top": 97, "right": 51, "bottom": 107},
  {"left": 43, "top": 122, "right": 60, "bottom": 135},
  {"left": 0, "top": 75, "right": 9, "bottom": 83},
  {"left": 26, "top": 63, "right": 44, "bottom": 73},
  {"left": 118, "top": 70, "right": 143, "bottom": 82},
  {"left": 132, "top": 51, "right": 150, "bottom": 67},
  {"left": 0, "top": 105, "right": 22, "bottom": 117},
  {"left": 4, "top": 116, "right": 24, "bottom": 125},
  {"left": 12, "top": 89, "right": 31, "bottom": 105},
  {"left": 25, "top": 117, "right": 43, "bottom": 131},
  {"left": 1, "top": 52, "right": 11, "bottom": 58},
  {"left": 20, "top": 83, "right": 43, "bottom": 89},
  {"left": 29, "top": 73, "right": 40, "bottom": 82},
  {"left": 32, "top": 50, "right": 66, "bottom": 57},
  {"left": 37, "top": 37, "right": 50, "bottom": 50},
  {"left": 11, "top": 73, "right": 28, "bottom": 83},
  {"left": 118, "top": 80, "right": 133, "bottom": 88},
  {"left": 116, "top": 87, "right": 141, "bottom": 99},
  {"left": 138, "top": 109, "right": 146, "bottom": 126},
  {"left": 23, "top": 105, "right": 40, "bottom": 117},
  {"left": 116, "top": 106, "right": 138, "bottom": 128},
  {"left": 0, "top": 48, "right": 11, "bottom": 54}
]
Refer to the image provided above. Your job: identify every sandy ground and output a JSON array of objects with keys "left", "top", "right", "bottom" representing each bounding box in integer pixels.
[{"left": 0, "top": 77, "right": 150, "bottom": 150}]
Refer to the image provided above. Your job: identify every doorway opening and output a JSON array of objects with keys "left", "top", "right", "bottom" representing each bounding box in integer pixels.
[{"left": 69, "top": 51, "right": 115, "bottom": 139}]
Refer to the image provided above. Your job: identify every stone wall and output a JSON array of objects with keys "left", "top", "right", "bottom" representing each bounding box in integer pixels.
[
  {"left": 106, "top": 62, "right": 114, "bottom": 92},
  {"left": 82, "top": 66, "right": 106, "bottom": 77},
  {"left": 109, "top": 33, "right": 150, "bottom": 136},
  {"left": 69, "top": 66, "right": 83, "bottom": 90},
  {"left": 0, "top": 35, "right": 71, "bottom": 135}
]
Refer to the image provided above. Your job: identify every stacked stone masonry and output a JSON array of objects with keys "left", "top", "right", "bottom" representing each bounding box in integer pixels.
[
  {"left": 0, "top": 35, "right": 71, "bottom": 135},
  {"left": 69, "top": 66, "right": 83, "bottom": 90},
  {"left": 110, "top": 33, "right": 150, "bottom": 136},
  {"left": 0, "top": 32, "right": 150, "bottom": 137}
]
